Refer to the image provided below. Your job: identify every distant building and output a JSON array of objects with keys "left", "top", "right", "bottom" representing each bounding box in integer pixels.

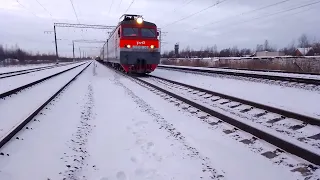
[
  {"left": 255, "top": 51, "right": 285, "bottom": 57},
  {"left": 296, "top": 47, "right": 314, "bottom": 56},
  {"left": 174, "top": 43, "right": 179, "bottom": 57}
]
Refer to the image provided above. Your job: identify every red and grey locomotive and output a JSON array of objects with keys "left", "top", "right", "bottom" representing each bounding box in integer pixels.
[{"left": 99, "top": 14, "right": 160, "bottom": 74}]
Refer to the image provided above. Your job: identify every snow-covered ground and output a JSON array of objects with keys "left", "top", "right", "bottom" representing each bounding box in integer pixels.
[
  {"left": 0, "top": 63, "right": 88, "bottom": 140},
  {"left": 151, "top": 68, "right": 320, "bottom": 120},
  {"left": 0, "top": 62, "right": 73, "bottom": 74},
  {"left": 139, "top": 76, "right": 320, "bottom": 156},
  {"left": 0, "top": 62, "right": 86, "bottom": 94},
  {"left": 158, "top": 64, "right": 320, "bottom": 80},
  {"left": 0, "top": 62, "right": 318, "bottom": 180}
]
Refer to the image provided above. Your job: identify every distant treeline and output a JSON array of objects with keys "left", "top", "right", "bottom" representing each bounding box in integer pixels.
[
  {"left": 0, "top": 44, "right": 87, "bottom": 65},
  {"left": 162, "top": 34, "right": 320, "bottom": 58}
]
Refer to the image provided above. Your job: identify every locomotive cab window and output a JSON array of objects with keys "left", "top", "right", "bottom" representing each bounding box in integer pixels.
[
  {"left": 123, "top": 27, "right": 138, "bottom": 37},
  {"left": 141, "top": 28, "right": 156, "bottom": 38}
]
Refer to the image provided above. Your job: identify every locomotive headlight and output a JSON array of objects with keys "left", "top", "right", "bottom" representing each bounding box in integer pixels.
[
  {"left": 126, "top": 44, "right": 131, "bottom": 48},
  {"left": 136, "top": 17, "right": 143, "bottom": 24},
  {"left": 150, "top": 45, "right": 155, "bottom": 49}
]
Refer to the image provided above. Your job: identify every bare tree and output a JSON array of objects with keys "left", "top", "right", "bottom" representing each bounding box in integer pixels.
[
  {"left": 264, "top": 40, "right": 269, "bottom": 51},
  {"left": 256, "top": 44, "right": 264, "bottom": 52},
  {"left": 0, "top": 45, "right": 4, "bottom": 61},
  {"left": 231, "top": 46, "right": 239, "bottom": 56},
  {"left": 298, "top": 34, "right": 309, "bottom": 48}
]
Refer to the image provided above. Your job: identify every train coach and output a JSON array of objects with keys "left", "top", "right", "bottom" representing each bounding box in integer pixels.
[{"left": 100, "top": 14, "right": 161, "bottom": 74}]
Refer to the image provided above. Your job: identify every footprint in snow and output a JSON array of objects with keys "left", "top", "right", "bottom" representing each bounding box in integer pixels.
[
  {"left": 135, "top": 168, "right": 157, "bottom": 178},
  {"left": 130, "top": 156, "right": 137, "bottom": 163},
  {"left": 135, "top": 121, "right": 148, "bottom": 126},
  {"left": 135, "top": 139, "right": 145, "bottom": 145},
  {"left": 116, "top": 171, "right": 127, "bottom": 180},
  {"left": 147, "top": 142, "right": 154, "bottom": 147}
]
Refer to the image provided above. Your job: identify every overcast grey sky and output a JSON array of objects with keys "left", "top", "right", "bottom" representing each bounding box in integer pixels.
[{"left": 0, "top": 0, "right": 319, "bottom": 57}]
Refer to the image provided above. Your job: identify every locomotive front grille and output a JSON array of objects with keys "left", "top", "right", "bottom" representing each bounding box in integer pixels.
[{"left": 120, "top": 51, "right": 160, "bottom": 65}]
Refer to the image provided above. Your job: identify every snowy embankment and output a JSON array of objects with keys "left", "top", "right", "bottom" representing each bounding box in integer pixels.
[
  {"left": 0, "top": 62, "right": 84, "bottom": 94},
  {"left": 0, "top": 62, "right": 73, "bottom": 73},
  {"left": 158, "top": 64, "right": 320, "bottom": 80},
  {"left": 151, "top": 68, "right": 320, "bottom": 119},
  {"left": 0, "top": 62, "right": 318, "bottom": 180},
  {"left": 0, "top": 63, "right": 88, "bottom": 140}
]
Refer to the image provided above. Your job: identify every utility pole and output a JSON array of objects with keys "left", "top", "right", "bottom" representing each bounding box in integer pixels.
[
  {"left": 159, "top": 30, "right": 168, "bottom": 54},
  {"left": 159, "top": 30, "right": 162, "bottom": 53},
  {"left": 53, "top": 22, "right": 115, "bottom": 62},
  {"left": 72, "top": 41, "right": 75, "bottom": 62},
  {"left": 53, "top": 24, "right": 59, "bottom": 63},
  {"left": 79, "top": 48, "right": 81, "bottom": 59}
]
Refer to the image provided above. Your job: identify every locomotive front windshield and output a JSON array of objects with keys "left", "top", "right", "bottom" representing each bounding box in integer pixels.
[
  {"left": 141, "top": 28, "right": 156, "bottom": 38},
  {"left": 122, "top": 27, "right": 157, "bottom": 38},
  {"left": 123, "top": 27, "right": 139, "bottom": 37}
]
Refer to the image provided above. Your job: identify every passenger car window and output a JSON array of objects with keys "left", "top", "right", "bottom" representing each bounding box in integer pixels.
[
  {"left": 123, "top": 28, "right": 138, "bottom": 36},
  {"left": 141, "top": 28, "right": 156, "bottom": 38}
]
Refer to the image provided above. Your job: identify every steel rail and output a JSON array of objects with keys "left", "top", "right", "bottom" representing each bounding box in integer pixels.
[
  {"left": 0, "top": 62, "right": 87, "bottom": 99},
  {"left": 0, "top": 62, "right": 92, "bottom": 149},
  {"left": 157, "top": 65, "right": 320, "bottom": 86}
]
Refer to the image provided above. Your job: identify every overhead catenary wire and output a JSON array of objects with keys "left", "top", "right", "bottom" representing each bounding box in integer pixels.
[
  {"left": 192, "top": 0, "right": 292, "bottom": 30},
  {"left": 68, "top": 0, "right": 86, "bottom": 39},
  {"left": 69, "top": 0, "right": 80, "bottom": 24},
  {"left": 162, "top": 0, "right": 228, "bottom": 28},
  {"left": 34, "top": 0, "right": 55, "bottom": 22},
  {"left": 207, "top": 5, "right": 318, "bottom": 39},
  {"left": 124, "top": 0, "right": 135, "bottom": 14},
  {"left": 195, "top": 0, "right": 320, "bottom": 34},
  {"left": 117, "top": 0, "right": 123, "bottom": 10},
  {"left": 16, "top": 0, "right": 39, "bottom": 18},
  {"left": 108, "top": 0, "right": 114, "bottom": 14},
  {"left": 173, "top": 0, "right": 195, "bottom": 12}
]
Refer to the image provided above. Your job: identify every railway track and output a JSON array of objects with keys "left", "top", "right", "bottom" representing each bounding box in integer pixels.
[
  {"left": 100, "top": 61, "right": 320, "bottom": 178},
  {"left": 139, "top": 75, "right": 320, "bottom": 164},
  {"left": 0, "top": 62, "right": 77, "bottom": 79},
  {"left": 217, "top": 66, "right": 320, "bottom": 76},
  {"left": 157, "top": 65, "right": 320, "bottom": 87},
  {"left": 0, "top": 62, "right": 87, "bottom": 99},
  {"left": 0, "top": 62, "right": 91, "bottom": 148}
]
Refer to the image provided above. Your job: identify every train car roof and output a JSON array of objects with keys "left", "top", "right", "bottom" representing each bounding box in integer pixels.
[{"left": 119, "top": 20, "right": 156, "bottom": 26}]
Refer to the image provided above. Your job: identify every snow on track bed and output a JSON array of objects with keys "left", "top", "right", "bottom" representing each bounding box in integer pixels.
[
  {"left": 157, "top": 65, "right": 320, "bottom": 91},
  {"left": 0, "top": 62, "right": 85, "bottom": 94},
  {"left": 0, "top": 62, "right": 93, "bottom": 180},
  {"left": 0, "top": 62, "right": 224, "bottom": 180},
  {"left": 1, "top": 61, "right": 318, "bottom": 180},
  {"left": 152, "top": 68, "right": 320, "bottom": 119},
  {"left": 0, "top": 62, "right": 77, "bottom": 79},
  {"left": 0, "top": 63, "right": 89, "bottom": 140},
  {"left": 100, "top": 64, "right": 320, "bottom": 180},
  {"left": 141, "top": 76, "right": 320, "bottom": 154},
  {"left": 0, "top": 62, "right": 74, "bottom": 73}
]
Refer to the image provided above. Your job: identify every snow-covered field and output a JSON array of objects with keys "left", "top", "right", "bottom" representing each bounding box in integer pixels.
[
  {"left": 0, "top": 62, "right": 85, "bottom": 94},
  {"left": 0, "top": 62, "right": 73, "bottom": 74},
  {"left": 158, "top": 64, "right": 320, "bottom": 80},
  {"left": 0, "top": 62, "right": 318, "bottom": 180},
  {"left": 151, "top": 68, "right": 320, "bottom": 120}
]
